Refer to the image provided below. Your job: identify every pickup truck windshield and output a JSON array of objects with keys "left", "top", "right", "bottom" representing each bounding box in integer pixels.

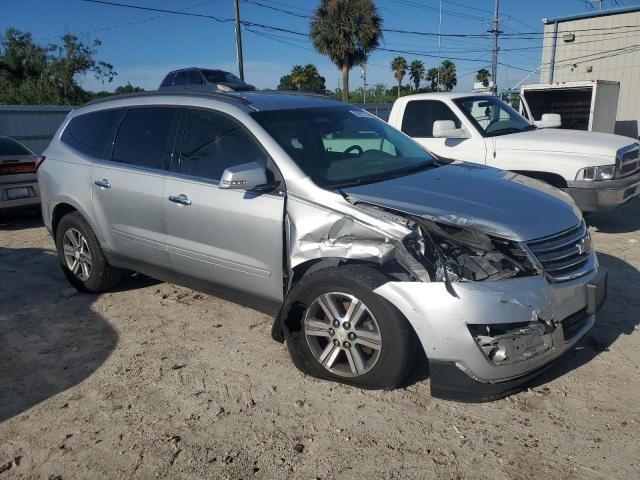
[
  {"left": 453, "top": 96, "right": 536, "bottom": 137},
  {"left": 252, "top": 106, "right": 435, "bottom": 188}
]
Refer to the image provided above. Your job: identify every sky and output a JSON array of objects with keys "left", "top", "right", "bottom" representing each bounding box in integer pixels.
[{"left": 2, "top": 0, "right": 639, "bottom": 93}]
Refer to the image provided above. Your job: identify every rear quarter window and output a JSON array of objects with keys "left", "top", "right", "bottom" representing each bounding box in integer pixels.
[{"left": 61, "top": 108, "right": 124, "bottom": 159}]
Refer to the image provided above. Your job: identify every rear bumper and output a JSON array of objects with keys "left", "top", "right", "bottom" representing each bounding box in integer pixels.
[
  {"left": 374, "top": 266, "right": 607, "bottom": 402},
  {"left": 565, "top": 171, "right": 640, "bottom": 211},
  {"left": 0, "top": 180, "right": 40, "bottom": 210}
]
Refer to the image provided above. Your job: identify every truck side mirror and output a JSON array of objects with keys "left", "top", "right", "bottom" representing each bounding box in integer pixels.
[
  {"left": 432, "top": 120, "right": 470, "bottom": 139},
  {"left": 534, "top": 113, "right": 562, "bottom": 129},
  {"left": 219, "top": 161, "right": 268, "bottom": 190}
]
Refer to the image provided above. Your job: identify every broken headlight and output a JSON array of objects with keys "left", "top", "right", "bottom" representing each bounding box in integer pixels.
[
  {"left": 468, "top": 321, "right": 554, "bottom": 365},
  {"left": 404, "top": 220, "right": 538, "bottom": 282}
]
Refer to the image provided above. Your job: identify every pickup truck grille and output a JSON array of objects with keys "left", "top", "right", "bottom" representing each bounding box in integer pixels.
[
  {"left": 618, "top": 145, "right": 640, "bottom": 177},
  {"left": 526, "top": 222, "right": 592, "bottom": 281}
]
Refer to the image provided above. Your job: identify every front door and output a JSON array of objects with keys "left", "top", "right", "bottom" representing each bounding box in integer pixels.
[
  {"left": 164, "top": 107, "right": 285, "bottom": 302},
  {"left": 399, "top": 99, "right": 487, "bottom": 164},
  {"left": 91, "top": 106, "right": 179, "bottom": 269}
]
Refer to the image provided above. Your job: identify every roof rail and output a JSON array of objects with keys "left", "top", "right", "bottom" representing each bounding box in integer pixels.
[
  {"left": 247, "top": 90, "right": 342, "bottom": 101},
  {"left": 83, "top": 90, "right": 253, "bottom": 108}
]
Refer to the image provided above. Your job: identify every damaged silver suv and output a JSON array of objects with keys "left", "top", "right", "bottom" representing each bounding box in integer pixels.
[{"left": 39, "top": 91, "right": 607, "bottom": 401}]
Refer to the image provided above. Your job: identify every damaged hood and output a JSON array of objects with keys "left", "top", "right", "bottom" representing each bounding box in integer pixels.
[{"left": 341, "top": 163, "right": 581, "bottom": 241}]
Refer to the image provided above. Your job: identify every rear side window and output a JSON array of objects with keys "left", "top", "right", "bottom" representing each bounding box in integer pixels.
[
  {"left": 61, "top": 108, "right": 124, "bottom": 159},
  {"left": 112, "top": 107, "right": 178, "bottom": 170},
  {"left": 179, "top": 109, "right": 268, "bottom": 181},
  {"left": 401, "top": 100, "right": 460, "bottom": 138},
  {"left": 0, "top": 137, "right": 32, "bottom": 156},
  {"left": 189, "top": 70, "right": 204, "bottom": 85},
  {"left": 160, "top": 72, "right": 175, "bottom": 87},
  {"left": 174, "top": 71, "right": 189, "bottom": 86}
]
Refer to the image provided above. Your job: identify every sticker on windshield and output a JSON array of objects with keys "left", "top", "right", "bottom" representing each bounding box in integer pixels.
[{"left": 349, "top": 109, "right": 375, "bottom": 118}]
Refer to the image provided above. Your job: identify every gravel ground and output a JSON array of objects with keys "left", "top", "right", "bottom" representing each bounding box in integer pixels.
[{"left": 1, "top": 205, "right": 639, "bottom": 480}]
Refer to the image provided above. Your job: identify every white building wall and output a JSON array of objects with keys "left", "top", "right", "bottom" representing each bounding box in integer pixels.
[{"left": 540, "top": 10, "right": 640, "bottom": 138}]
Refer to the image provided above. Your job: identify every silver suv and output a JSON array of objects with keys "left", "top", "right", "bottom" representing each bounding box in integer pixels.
[{"left": 39, "top": 91, "right": 607, "bottom": 401}]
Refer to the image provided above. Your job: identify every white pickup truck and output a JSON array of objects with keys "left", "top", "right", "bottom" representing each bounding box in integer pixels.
[{"left": 388, "top": 92, "right": 640, "bottom": 212}]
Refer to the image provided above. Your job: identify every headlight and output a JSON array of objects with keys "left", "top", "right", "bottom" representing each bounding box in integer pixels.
[
  {"left": 575, "top": 164, "right": 616, "bottom": 181},
  {"left": 216, "top": 83, "right": 234, "bottom": 92}
]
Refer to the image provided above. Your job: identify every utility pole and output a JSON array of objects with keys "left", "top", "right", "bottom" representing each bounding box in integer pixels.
[
  {"left": 233, "top": 0, "right": 244, "bottom": 81},
  {"left": 489, "top": 0, "right": 501, "bottom": 95},
  {"left": 361, "top": 62, "right": 367, "bottom": 104}
]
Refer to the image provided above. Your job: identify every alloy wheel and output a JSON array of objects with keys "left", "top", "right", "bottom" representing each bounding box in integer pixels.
[
  {"left": 304, "top": 292, "right": 383, "bottom": 377},
  {"left": 62, "top": 228, "right": 92, "bottom": 281}
]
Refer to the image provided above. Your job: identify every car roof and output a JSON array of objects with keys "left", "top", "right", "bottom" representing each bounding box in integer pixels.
[
  {"left": 82, "top": 90, "right": 343, "bottom": 112},
  {"left": 401, "top": 91, "right": 491, "bottom": 101}
]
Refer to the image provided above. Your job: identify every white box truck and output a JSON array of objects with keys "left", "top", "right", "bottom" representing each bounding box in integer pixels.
[{"left": 519, "top": 80, "right": 620, "bottom": 134}]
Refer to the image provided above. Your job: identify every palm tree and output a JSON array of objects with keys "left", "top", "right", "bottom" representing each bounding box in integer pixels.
[
  {"left": 391, "top": 56, "right": 408, "bottom": 97},
  {"left": 475, "top": 68, "right": 491, "bottom": 87},
  {"left": 425, "top": 67, "right": 439, "bottom": 91},
  {"left": 439, "top": 59, "right": 457, "bottom": 92},
  {"left": 290, "top": 65, "right": 306, "bottom": 90},
  {"left": 408, "top": 60, "right": 425, "bottom": 91},
  {"left": 310, "top": 0, "right": 382, "bottom": 101}
]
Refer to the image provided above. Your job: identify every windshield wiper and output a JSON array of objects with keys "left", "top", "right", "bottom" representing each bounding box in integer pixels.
[
  {"left": 328, "top": 161, "right": 436, "bottom": 189},
  {"left": 486, "top": 126, "right": 535, "bottom": 137}
]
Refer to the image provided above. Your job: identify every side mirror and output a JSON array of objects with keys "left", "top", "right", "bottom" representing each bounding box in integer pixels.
[
  {"left": 432, "top": 120, "right": 470, "bottom": 139},
  {"left": 219, "top": 161, "right": 267, "bottom": 190},
  {"left": 534, "top": 113, "right": 562, "bottom": 129}
]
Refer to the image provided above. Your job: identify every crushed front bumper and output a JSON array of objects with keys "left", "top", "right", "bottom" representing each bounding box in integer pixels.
[
  {"left": 565, "top": 171, "right": 640, "bottom": 212},
  {"left": 374, "top": 267, "right": 607, "bottom": 402}
]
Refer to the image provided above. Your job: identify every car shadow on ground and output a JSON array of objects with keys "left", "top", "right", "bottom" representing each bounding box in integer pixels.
[
  {"left": 529, "top": 251, "right": 639, "bottom": 388},
  {"left": 0, "top": 246, "right": 117, "bottom": 423},
  {"left": 0, "top": 208, "right": 43, "bottom": 231},
  {"left": 586, "top": 199, "right": 640, "bottom": 233}
]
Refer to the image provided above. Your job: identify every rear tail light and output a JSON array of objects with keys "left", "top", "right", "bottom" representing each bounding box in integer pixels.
[{"left": 35, "top": 155, "right": 46, "bottom": 171}]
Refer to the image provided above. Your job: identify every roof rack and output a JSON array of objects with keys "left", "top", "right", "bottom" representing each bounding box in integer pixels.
[
  {"left": 83, "top": 90, "right": 253, "bottom": 108},
  {"left": 245, "top": 90, "right": 342, "bottom": 101}
]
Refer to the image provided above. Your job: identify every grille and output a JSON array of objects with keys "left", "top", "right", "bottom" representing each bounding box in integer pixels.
[
  {"left": 618, "top": 146, "right": 640, "bottom": 177},
  {"left": 526, "top": 222, "right": 592, "bottom": 281},
  {"left": 562, "top": 307, "right": 589, "bottom": 341}
]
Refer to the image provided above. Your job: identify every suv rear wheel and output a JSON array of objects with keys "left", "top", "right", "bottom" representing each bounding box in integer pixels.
[
  {"left": 55, "top": 211, "right": 122, "bottom": 293},
  {"left": 286, "top": 265, "right": 414, "bottom": 389}
]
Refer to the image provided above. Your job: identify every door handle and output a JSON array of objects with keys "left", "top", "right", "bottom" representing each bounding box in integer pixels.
[
  {"left": 94, "top": 179, "right": 111, "bottom": 189},
  {"left": 168, "top": 194, "right": 192, "bottom": 206}
]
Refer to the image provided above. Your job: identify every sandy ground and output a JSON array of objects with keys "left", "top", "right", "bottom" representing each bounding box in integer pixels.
[{"left": 1, "top": 204, "right": 639, "bottom": 480}]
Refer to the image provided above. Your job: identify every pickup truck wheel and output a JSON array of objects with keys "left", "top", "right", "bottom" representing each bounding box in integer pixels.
[
  {"left": 55, "top": 211, "right": 122, "bottom": 293},
  {"left": 286, "top": 265, "right": 414, "bottom": 389}
]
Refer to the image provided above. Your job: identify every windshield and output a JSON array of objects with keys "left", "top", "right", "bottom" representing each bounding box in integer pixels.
[
  {"left": 0, "top": 137, "right": 32, "bottom": 156},
  {"left": 201, "top": 69, "right": 242, "bottom": 83},
  {"left": 251, "top": 106, "right": 436, "bottom": 188},
  {"left": 453, "top": 95, "right": 535, "bottom": 137}
]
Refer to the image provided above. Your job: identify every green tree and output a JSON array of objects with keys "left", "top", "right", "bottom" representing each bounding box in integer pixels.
[
  {"left": 408, "top": 59, "right": 425, "bottom": 91},
  {"left": 439, "top": 59, "right": 457, "bottom": 92},
  {"left": 390, "top": 56, "right": 407, "bottom": 97},
  {"left": 425, "top": 67, "right": 439, "bottom": 91},
  {"left": 0, "top": 28, "right": 117, "bottom": 105},
  {"left": 310, "top": 0, "right": 382, "bottom": 101},
  {"left": 278, "top": 64, "right": 326, "bottom": 93},
  {"left": 475, "top": 68, "right": 491, "bottom": 87},
  {"left": 114, "top": 82, "right": 145, "bottom": 94}
]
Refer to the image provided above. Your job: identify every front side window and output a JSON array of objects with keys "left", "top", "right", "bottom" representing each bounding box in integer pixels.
[
  {"left": 189, "top": 70, "right": 204, "bottom": 85},
  {"left": 174, "top": 71, "right": 189, "bottom": 86},
  {"left": 61, "top": 108, "right": 124, "bottom": 159},
  {"left": 453, "top": 96, "right": 535, "bottom": 137},
  {"left": 201, "top": 69, "right": 241, "bottom": 83},
  {"left": 179, "top": 109, "right": 268, "bottom": 181},
  {"left": 252, "top": 106, "right": 435, "bottom": 188},
  {"left": 112, "top": 107, "right": 178, "bottom": 170},
  {"left": 401, "top": 100, "right": 461, "bottom": 138}
]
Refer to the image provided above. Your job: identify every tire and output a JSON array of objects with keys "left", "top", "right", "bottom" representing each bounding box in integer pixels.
[
  {"left": 55, "top": 211, "right": 122, "bottom": 293},
  {"left": 286, "top": 264, "right": 414, "bottom": 390}
]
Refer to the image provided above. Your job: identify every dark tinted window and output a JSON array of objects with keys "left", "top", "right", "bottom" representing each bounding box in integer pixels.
[
  {"left": 189, "top": 70, "right": 204, "bottom": 85},
  {"left": 112, "top": 107, "right": 178, "bottom": 170},
  {"left": 401, "top": 100, "right": 460, "bottom": 138},
  {"left": 61, "top": 108, "right": 123, "bottom": 159},
  {"left": 160, "top": 72, "right": 175, "bottom": 87},
  {"left": 174, "top": 71, "right": 189, "bottom": 86},
  {"left": 179, "top": 109, "right": 268, "bottom": 181},
  {"left": 0, "top": 137, "right": 32, "bottom": 156},
  {"left": 201, "top": 69, "right": 241, "bottom": 83}
]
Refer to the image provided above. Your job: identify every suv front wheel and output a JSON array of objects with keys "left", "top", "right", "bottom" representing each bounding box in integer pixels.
[
  {"left": 286, "top": 265, "right": 415, "bottom": 389},
  {"left": 55, "top": 211, "right": 122, "bottom": 293}
]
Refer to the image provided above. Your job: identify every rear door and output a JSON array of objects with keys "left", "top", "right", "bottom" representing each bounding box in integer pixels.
[
  {"left": 164, "top": 107, "right": 285, "bottom": 301},
  {"left": 91, "top": 106, "right": 180, "bottom": 270},
  {"left": 400, "top": 99, "right": 487, "bottom": 164}
]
